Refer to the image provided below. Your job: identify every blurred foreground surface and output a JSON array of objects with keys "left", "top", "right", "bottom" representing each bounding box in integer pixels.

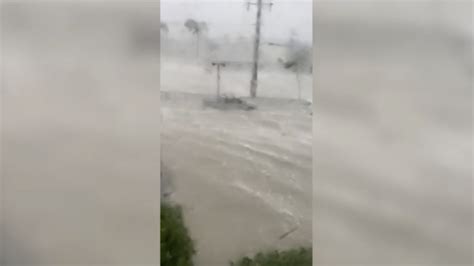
[
  {"left": 1, "top": 3, "right": 160, "bottom": 264},
  {"left": 314, "top": 1, "right": 472, "bottom": 265}
]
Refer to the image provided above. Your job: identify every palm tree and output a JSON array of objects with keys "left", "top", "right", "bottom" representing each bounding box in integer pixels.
[
  {"left": 278, "top": 44, "right": 311, "bottom": 100},
  {"left": 184, "top": 19, "right": 208, "bottom": 58}
]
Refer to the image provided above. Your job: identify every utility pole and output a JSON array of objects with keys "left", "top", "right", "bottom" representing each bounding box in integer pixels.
[{"left": 247, "top": 0, "right": 273, "bottom": 98}]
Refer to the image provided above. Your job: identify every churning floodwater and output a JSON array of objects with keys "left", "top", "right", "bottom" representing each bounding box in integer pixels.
[
  {"left": 160, "top": 90, "right": 313, "bottom": 265},
  {"left": 160, "top": 1, "right": 313, "bottom": 264}
]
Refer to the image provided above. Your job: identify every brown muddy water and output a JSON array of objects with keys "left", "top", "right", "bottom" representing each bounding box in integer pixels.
[{"left": 160, "top": 90, "right": 312, "bottom": 265}]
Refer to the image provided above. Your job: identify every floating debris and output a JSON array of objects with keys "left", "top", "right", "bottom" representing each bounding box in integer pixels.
[{"left": 202, "top": 96, "right": 257, "bottom": 111}]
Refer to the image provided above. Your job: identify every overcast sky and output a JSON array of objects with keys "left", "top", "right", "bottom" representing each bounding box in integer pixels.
[{"left": 161, "top": 0, "right": 312, "bottom": 43}]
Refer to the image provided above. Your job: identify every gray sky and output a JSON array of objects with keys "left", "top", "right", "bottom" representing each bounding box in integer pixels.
[{"left": 161, "top": 0, "right": 312, "bottom": 43}]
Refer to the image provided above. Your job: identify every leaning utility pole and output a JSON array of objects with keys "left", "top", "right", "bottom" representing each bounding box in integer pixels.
[{"left": 247, "top": 0, "right": 273, "bottom": 98}]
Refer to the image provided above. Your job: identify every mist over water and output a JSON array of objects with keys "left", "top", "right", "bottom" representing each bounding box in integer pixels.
[{"left": 161, "top": 0, "right": 312, "bottom": 44}]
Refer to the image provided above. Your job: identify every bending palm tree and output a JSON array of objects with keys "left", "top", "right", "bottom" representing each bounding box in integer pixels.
[{"left": 184, "top": 19, "right": 208, "bottom": 58}]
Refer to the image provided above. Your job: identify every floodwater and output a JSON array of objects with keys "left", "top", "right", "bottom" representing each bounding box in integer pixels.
[
  {"left": 160, "top": 1, "right": 314, "bottom": 264},
  {"left": 160, "top": 60, "right": 313, "bottom": 265},
  {"left": 1, "top": 1, "right": 471, "bottom": 266}
]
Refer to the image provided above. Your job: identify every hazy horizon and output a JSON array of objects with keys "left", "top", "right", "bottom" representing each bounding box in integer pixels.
[{"left": 161, "top": 0, "right": 312, "bottom": 44}]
